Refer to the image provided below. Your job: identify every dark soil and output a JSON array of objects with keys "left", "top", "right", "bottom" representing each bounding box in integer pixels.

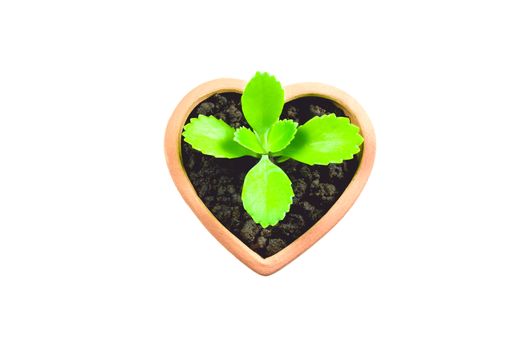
[{"left": 181, "top": 93, "right": 361, "bottom": 258}]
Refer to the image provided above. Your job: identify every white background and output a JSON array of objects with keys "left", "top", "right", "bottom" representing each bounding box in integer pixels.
[{"left": 1, "top": 0, "right": 524, "bottom": 349}]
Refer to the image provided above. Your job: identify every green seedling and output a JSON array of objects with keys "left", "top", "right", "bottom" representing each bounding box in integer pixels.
[{"left": 182, "top": 72, "right": 364, "bottom": 228}]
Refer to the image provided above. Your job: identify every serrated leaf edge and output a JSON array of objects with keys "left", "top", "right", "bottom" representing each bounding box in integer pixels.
[
  {"left": 258, "top": 181, "right": 294, "bottom": 228},
  {"left": 233, "top": 126, "right": 265, "bottom": 154},
  {"left": 241, "top": 156, "right": 294, "bottom": 228},
  {"left": 268, "top": 119, "right": 299, "bottom": 153},
  {"left": 283, "top": 114, "right": 364, "bottom": 166},
  {"left": 241, "top": 72, "right": 285, "bottom": 135},
  {"left": 182, "top": 115, "right": 256, "bottom": 158}
]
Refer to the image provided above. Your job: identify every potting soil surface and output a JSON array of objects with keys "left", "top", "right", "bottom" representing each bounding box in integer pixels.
[{"left": 181, "top": 93, "right": 360, "bottom": 258}]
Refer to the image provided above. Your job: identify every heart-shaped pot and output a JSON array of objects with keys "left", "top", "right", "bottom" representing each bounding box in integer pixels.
[{"left": 165, "top": 78, "right": 375, "bottom": 275}]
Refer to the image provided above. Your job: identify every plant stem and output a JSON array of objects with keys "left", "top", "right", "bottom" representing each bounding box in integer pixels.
[{"left": 275, "top": 156, "right": 290, "bottom": 163}]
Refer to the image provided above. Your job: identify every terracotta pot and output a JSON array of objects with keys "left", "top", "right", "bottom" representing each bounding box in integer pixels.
[{"left": 165, "top": 78, "right": 376, "bottom": 275}]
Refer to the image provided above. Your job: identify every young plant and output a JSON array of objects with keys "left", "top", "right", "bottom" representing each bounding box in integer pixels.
[{"left": 182, "top": 72, "right": 364, "bottom": 228}]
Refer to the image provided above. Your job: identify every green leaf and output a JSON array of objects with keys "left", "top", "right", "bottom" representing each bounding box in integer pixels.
[
  {"left": 242, "top": 155, "right": 294, "bottom": 228},
  {"left": 182, "top": 115, "right": 256, "bottom": 158},
  {"left": 233, "top": 127, "right": 265, "bottom": 154},
  {"left": 281, "top": 114, "right": 364, "bottom": 165},
  {"left": 241, "top": 72, "right": 284, "bottom": 136},
  {"left": 267, "top": 119, "right": 298, "bottom": 153}
]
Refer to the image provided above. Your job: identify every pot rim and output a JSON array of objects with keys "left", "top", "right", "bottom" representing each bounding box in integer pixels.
[{"left": 165, "top": 78, "right": 376, "bottom": 275}]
